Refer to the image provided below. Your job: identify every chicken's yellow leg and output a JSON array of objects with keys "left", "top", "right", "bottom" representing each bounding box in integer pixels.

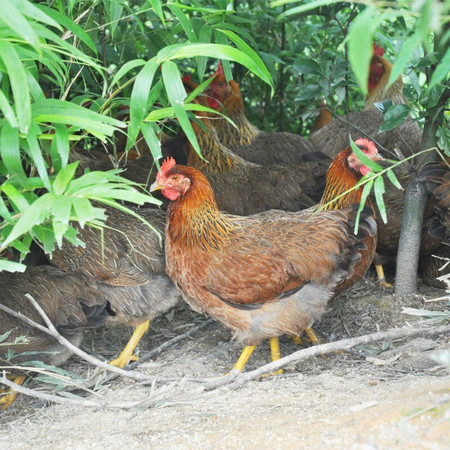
[
  {"left": 376, "top": 264, "right": 392, "bottom": 288},
  {"left": 270, "top": 337, "right": 283, "bottom": 375},
  {"left": 291, "top": 328, "right": 319, "bottom": 345},
  {"left": 0, "top": 375, "right": 26, "bottom": 410},
  {"left": 110, "top": 319, "right": 150, "bottom": 368},
  {"left": 232, "top": 345, "right": 255, "bottom": 372}
]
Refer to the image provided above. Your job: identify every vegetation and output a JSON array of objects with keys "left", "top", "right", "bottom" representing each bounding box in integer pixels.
[{"left": 0, "top": 1, "right": 448, "bottom": 291}]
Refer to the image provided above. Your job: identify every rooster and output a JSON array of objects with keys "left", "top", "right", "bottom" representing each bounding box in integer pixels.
[
  {"left": 0, "top": 266, "right": 108, "bottom": 409},
  {"left": 184, "top": 112, "right": 330, "bottom": 215},
  {"left": 150, "top": 138, "right": 378, "bottom": 372},
  {"left": 205, "top": 63, "right": 318, "bottom": 165},
  {"left": 50, "top": 207, "right": 181, "bottom": 368}
]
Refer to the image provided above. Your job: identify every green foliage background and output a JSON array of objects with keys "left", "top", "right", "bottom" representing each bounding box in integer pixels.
[{"left": 0, "top": 0, "right": 448, "bottom": 272}]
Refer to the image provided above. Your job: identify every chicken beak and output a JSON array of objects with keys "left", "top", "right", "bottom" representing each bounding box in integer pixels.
[{"left": 150, "top": 181, "right": 164, "bottom": 192}]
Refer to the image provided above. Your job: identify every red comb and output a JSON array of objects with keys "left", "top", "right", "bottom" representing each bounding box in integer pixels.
[
  {"left": 160, "top": 157, "right": 176, "bottom": 176},
  {"left": 373, "top": 44, "right": 384, "bottom": 57},
  {"left": 182, "top": 74, "right": 192, "bottom": 83},
  {"left": 355, "top": 138, "right": 378, "bottom": 155}
]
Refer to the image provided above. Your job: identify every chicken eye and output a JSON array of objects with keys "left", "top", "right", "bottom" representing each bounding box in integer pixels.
[{"left": 172, "top": 175, "right": 178, "bottom": 181}]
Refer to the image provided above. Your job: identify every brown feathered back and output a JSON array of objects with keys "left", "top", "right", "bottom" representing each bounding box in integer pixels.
[
  {"left": 186, "top": 115, "right": 329, "bottom": 215},
  {"left": 50, "top": 207, "right": 181, "bottom": 327},
  {"left": 0, "top": 266, "right": 107, "bottom": 366}
]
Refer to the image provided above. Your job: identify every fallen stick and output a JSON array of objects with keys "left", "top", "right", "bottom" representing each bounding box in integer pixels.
[
  {"left": 201, "top": 324, "right": 450, "bottom": 391},
  {"left": 0, "top": 295, "right": 157, "bottom": 383},
  {"left": 0, "top": 373, "right": 178, "bottom": 410}
]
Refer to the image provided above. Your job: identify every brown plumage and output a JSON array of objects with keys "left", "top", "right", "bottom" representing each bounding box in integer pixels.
[
  {"left": 50, "top": 206, "right": 181, "bottom": 366},
  {"left": 417, "top": 161, "right": 450, "bottom": 287},
  {"left": 185, "top": 113, "right": 330, "bottom": 215},
  {"left": 205, "top": 65, "right": 317, "bottom": 166},
  {"left": 309, "top": 45, "right": 421, "bottom": 160},
  {"left": 0, "top": 265, "right": 108, "bottom": 408},
  {"left": 151, "top": 139, "right": 378, "bottom": 368},
  {"left": 311, "top": 100, "right": 333, "bottom": 133}
]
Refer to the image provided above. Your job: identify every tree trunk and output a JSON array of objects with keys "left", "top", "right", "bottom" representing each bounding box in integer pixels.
[{"left": 395, "top": 90, "right": 449, "bottom": 294}]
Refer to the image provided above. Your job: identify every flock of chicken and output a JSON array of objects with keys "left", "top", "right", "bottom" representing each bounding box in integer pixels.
[{"left": 1, "top": 45, "right": 448, "bottom": 410}]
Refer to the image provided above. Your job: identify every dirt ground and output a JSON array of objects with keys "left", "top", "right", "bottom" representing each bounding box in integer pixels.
[{"left": 0, "top": 277, "right": 449, "bottom": 449}]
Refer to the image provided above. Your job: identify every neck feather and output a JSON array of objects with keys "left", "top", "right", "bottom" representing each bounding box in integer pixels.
[
  {"left": 319, "top": 149, "right": 365, "bottom": 210},
  {"left": 212, "top": 81, "right": 259, "bottom": 147},
  {"left": 167, "top": 174, "right": 236, "bottom": 250}
]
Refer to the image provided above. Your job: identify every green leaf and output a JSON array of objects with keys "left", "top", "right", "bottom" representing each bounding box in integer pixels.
[
  {"left": 156, "top": 43, "right": 273, "bottom": 88},
  {"left": 168, "top": 4, "right": 197, "bottom": 42},
  {"left": 53, "top": 162, "right": 79, "bottom": 195},
  {"left": 0, "top": 40, "right": 31, "bottom": 134},
  {"left": 110, "top": 59, "right": 146, "bottom": 87},
  {"left": 348, "top": 6, "right": 378, "bottom": 96},
  {"left": 0, "top": 259, "right": 26, "bottom": 273},
  {"left": 72, "top": 198, "right": 95, "bottom": 229},
  {"left": 386, "top": 168, "right": 404, "bottom": 190},
  {"left": 0, "top": 90, "right": 18, "bottom": 128},
  {"left": 0, "top": 193, "right": 54, "bottom": 250},
  {"left": 373, "top": 175, "right": 387, "bottom": 223},
  {"left": 149, "top": 0, "right": 165, "bottom": 25},
  {"left": 109, "top": 1, "right": 124, "bottom": 38},
  {"left": 129, "top": 60, "right": 159, "bottom": 146},
  {"left": 428, "top": 47, "right": 450, "bottom": 89},
  {"left": 1, "top": 0, "right": 40, "bottom": 52},
  {"left": 25, "top": 123, "right": 51, "bottom": 192},
  {"left": 388, "top": 33, "right": 421, "bottom": 89},
  {"left": 141, "top": 122, "right": 162, "bottom": 163},
  {"left": 37, "top": 5, "right": 97, "bottom": 53},
  {"left": 354, "top": 178, "right": 374, "bottom": 235},
  {"left": 350, "top": 138, "right": 383, "bottom": 172},
  {"left": 13, "top": 0, "right": 61, "bottom": 29},
  {"left": 379, "top": 104, "right": 411, "bottom": 132},
  {"left": 437, "top": 125, "right": 450, "bottom": 153},
  {"left": 0, "top": 124, "right": 28, "bottom": 186},
  {"left": 51, "top": 123, "right": 70, "bottom": 171},
  {"left": 275, "top": 0, "right": 342, "bottom": 20}
]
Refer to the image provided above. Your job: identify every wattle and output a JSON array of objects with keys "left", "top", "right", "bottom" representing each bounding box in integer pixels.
[{"left": 162, "top": 189, "right": 180, "bottom": 201}]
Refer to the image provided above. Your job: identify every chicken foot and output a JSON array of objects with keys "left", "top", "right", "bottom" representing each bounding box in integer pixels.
[
  {"left": 375, "top": 264, "right": 393, "bottom": 288},
  {"left": 109, "top": 320, "right": 150, "bottom": 368},
  {"left": 232, "top": 337, "right": 283, "bottom": 375},
  {"left": 0, "top": 375, "right": 26, "bottom": 410}
]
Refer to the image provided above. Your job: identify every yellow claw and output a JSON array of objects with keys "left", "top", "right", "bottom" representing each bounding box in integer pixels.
[
  {"left": 232, "top": 345, "right": 256, "bottom": 373},
  {"left": 0, "top": 375, "right": 26, "bottom": 411},
  {"left": 376, "top": 264, "right": 393, "bottom": 288},
  {"left": 269, "top": 337, "right": 283, "bottom": 375},
  {"left": 109, "top": 319, "right": 150, "bottom": 368}
]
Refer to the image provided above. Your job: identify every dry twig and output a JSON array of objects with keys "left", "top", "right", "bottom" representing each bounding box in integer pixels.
[
  {"left": 0, "top": 294, "right": 157, "bottom": 383},
  {"left": 201, "top": 324, "right": 450, "bottom": 391}
]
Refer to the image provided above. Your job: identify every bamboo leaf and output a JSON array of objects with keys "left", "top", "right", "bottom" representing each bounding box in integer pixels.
[
  {"left": 110, "top": 59, "right": 146, "bottom": 87},
  {"left": 53, "top": 162, "right": 79, "bottom": 195},
  {"left": 37, "top": 5, "right": 97, "bottom": 53},
  {"left": 354, "top": 178, "right": 374, "bottom": 235},
  {"left": 0, "top": 259, "right": 26, "bottom": 273},
  {"left": 428, "top": 47, "right": 450, "bottom": 89},
  {"left": 348, "top": 6, "right": 378, "bottom": 96},
  {"left": 0, "top": 124, "right": 28, "bottom": 186},
  {"left": 0, "top": 40, "right": 31, "bottom": 133},
  {"left": 25, "top": 123, "right": 51, "bottom": 192},
  {"left": 386, "top": 168, "right": 404, "bottom": 190},
  {"left": 1, "top": 0, "right": 41, "bottom": 52},
  {"left": 374, "top": 175, "right": 387, "bottom": 223},
  {"left": 0, "top": 90, "right": 18, "bottom": 128}
]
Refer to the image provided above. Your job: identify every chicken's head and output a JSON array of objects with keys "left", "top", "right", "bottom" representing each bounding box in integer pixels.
[
  {"left": 150, "top": 157, "right": 192, "bottom": 201},
  {"left": 347, "top": 138, "right": 381, "bottom": 176},
  {"left": 206, "top": 62, "right": 232, "bottom": 109}
]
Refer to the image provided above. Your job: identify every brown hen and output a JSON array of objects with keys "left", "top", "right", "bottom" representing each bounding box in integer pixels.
[
  {"left": 185, "top": 112, "right": 330, "bottom": 215},
  {"left": 50, "top": 207, "right": 181, "bottom": 368},
  {"left": 0, "top": 265, "right": 108, "bottom": 409},
  {"left": 205, "top": 64, "right": 317, "bottom": 165},
  {"left": 309, "top": 44, "right": 421, "bottom": 160},
  {"left": 151, "top": 138, "right": 379, "bottom": 372}
]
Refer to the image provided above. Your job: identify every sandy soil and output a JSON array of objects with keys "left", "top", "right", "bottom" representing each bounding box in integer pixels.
[{"left": 1, "top": 278, "right": 449, "bottom": 449}]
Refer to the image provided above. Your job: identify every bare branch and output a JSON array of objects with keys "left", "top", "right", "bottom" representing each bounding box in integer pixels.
[
  {"left": 0, "top": 295, "right": 157, "bottom": 383},
  {"left": 201, "top": 324, "right": 450, "bottom": 391}
]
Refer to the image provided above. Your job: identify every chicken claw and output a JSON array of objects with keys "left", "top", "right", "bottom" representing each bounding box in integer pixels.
[
  {"left": 109, "top": 320, "right": 150, "bottom": 368},
  {"left": 0, "top": 375, "right": 26, "bottom": 410},
  {"left": 375, "top": 264, "right": 393, "bottom": 288}
]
